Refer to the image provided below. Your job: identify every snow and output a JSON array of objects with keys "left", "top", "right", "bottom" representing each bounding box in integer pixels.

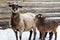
[{"left": 0, "top": 25, "right": 60, "bottom": 40}]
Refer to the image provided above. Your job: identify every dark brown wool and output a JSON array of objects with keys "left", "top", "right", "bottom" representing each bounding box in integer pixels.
[
  {"left": 11, "top": 12, "right": 20, "bottom": 29},
  {"left": 35, "top": 15, "right": 58, "bottom": 40}
]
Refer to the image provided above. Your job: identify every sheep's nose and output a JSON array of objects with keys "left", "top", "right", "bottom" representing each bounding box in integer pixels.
[{"left": 14, "top": 9, "right": 16, "bottom": 12}]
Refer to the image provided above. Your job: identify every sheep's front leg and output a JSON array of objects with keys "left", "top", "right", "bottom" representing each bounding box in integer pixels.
[
  {"left": 49, "top": 32, "right": 53, "bottom": 40},
  {"left": 39, "top": 32, "right": 47, "bottom": 39},
  {"left": 19, "top": 27, "right": 24, "bottom": 40},
  {"left": 15, "top": 31, "right": 18, "bottom": 40},
  {"left": 41, "top": 32, "right": 45, "bottom": 40},
  {"left": 12, "top": 28, "right": 18, "bottom": 40},
  {"left": 19, "top": 30, "right": 23, "bottom": 40},
  {"left": 29, "top": 30, "right": 33, "bottom": 40},
  {"left": 39, "top": 32, "right": 42, "bottom": 39}
]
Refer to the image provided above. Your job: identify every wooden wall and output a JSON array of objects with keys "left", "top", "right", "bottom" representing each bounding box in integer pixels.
[
  {"left": 0, "top": 0, "right": 4, "bottom": 2},
  {"left": 20, "top": 0, "right": 60, "bottom": 2},
  {"left": 0, "top": 0, "right": 60, "bottom": 2}
]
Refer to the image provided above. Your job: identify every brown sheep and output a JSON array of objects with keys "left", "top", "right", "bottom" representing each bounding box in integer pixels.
[
  {"left": 8, "top": 2, "right": 36, "bottom": 40},
  {"left": 35, "top": 14, "right": 58, "bottom": 40}
]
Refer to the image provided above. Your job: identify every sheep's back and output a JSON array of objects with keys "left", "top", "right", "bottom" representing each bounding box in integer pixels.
[
  {"left": 36, "top": 19, "right": 58, "bottom": 32},
  {"left": 20, "top": 13, "right": 35, "bottom": 31}
]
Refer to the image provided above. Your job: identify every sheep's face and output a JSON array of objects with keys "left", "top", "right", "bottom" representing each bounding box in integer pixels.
[
  {"left": 35, "top": 14, "right": 42, "bottom": 19},
  {"left": 8, "top": 2, "right": 22, "bottom": 13},
  {"left": 35, "top": 14, "right": 45, "bottom": 21}
]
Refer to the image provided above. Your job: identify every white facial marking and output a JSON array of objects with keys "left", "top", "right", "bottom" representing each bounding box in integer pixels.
[
  {"left": 38, "top": 15, "right": 40, "bottom": 17},
  {"left": 13, "top": 8, "right": 19, "bottom": 13},
  {"left": 16, "top": 8, "right": 19, "bottom": 13},
  {"left": 41, "top": 16, "right": 43, "bottom": 18}
]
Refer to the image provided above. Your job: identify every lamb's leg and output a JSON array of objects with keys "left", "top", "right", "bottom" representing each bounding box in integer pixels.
[
  {"left": 39, "top": 32, "right": 47, "bottom": 39},
  {"left": 39, "top": 32, "right": 42, "bottom": 39},
  {"left": 29, "top": 30, "right": 33, "bottom": 40},
  {"left": 55, "top": 32, "right": 57, "bottom": 40},
  {"left": 44, "top": 32, "right": 47, "bottom": 38},
  {"left": 41, "top": 32, "right": 45, "bottom": 40},
  {"left": 49, "top": 32, "right": 53, "bottom": 40}
]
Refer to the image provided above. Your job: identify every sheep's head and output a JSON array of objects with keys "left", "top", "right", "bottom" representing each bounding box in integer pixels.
[
  {"left": 35, "top": 14, "right": 42, "bottom": 19},
  {"left": 8, "top": 2, "right": 22, "bottom": 13},
  {"left": 35, "top": 14, "right": 45, "bottom": 21}
]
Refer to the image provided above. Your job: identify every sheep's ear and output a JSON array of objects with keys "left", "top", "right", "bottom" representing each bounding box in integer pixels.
[
  {"left": 35, "top": 15, "right": 38, "bottom": 18},
  {"left": 7, "top": 2, "right": 12, "bottom": 7},
  {"left": 9, "top": 5, "right": 12, "bottom": 7},
  {"left": 18, "top": 6, "right": 22, "bottom": 8}
]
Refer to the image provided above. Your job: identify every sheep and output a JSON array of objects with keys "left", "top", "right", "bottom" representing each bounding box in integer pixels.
[
  {"left": 8, "top": 2, "right": 36, "bottom": 40},
  {"left": 35, "top": 14, "right": 58, "bottom": 40}
]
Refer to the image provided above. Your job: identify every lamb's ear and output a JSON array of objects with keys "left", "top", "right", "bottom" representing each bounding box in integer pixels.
[
  {"left": 35, "top": 15, "right": 38, "bottom": 18},
  {"left": 18, "top": 6, "right": 22, "bottom": 8}
]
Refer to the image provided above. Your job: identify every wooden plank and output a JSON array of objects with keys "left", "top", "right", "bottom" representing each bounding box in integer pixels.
[
  {"left": 1, "top": 2, "right": 60, "bottom": 7},
  {"left": 36, "top": 13, "right": 60, "bottom": 17},
  {"left": 18, "top": 2, "right": 60, "bottom": 6},
  {"left": 1, "top": 13, "right": 60, "bottom": 18},
  {"left": 0, "top": 13, "right": 11, "bottom": 19},
  {"left": 0, "top": 8, "right": 60, "bottom": 19},
  {"left": 0, "top": 8, "right": 60, "bottom": 13},
  {"left": 45, "top": 18, "right": 60, "bottom": 24},
  {"left": 0, "top": 20, "right": 10, "bottom": 28},
  {"left": 19, "top": 8, "right": 60, "bottom": 13}
]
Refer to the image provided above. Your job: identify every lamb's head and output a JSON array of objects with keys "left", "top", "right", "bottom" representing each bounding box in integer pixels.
[
  {"left": 35, "top": 14, "right": 45, "bottom": 21},
  {"left": 8, "top": 2, "right": 22, "bottom": 13}
]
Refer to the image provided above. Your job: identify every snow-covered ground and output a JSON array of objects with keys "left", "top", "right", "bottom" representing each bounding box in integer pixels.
[{"left": 0, "top": 25, "right": 60, "bottom": 40}]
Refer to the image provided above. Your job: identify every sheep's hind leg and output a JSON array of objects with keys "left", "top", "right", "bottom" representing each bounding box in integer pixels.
[
  {"left": 33, "top": 31, "right": 36, "bottom": 40},
  {"left": 49, "top": 32, "right": 53, "bottom": 40},
  {"left": 39, "top": 32, "right": 42, "bottom": 39},
  {"left": 55, "top": 32, "right": 57, "bottom": 40},
  {"left": 29, "top": 30, "right": 33, "bottom": 40},
  {"left": 33, "top": 27, "right": 36, "bottom": 40}
]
